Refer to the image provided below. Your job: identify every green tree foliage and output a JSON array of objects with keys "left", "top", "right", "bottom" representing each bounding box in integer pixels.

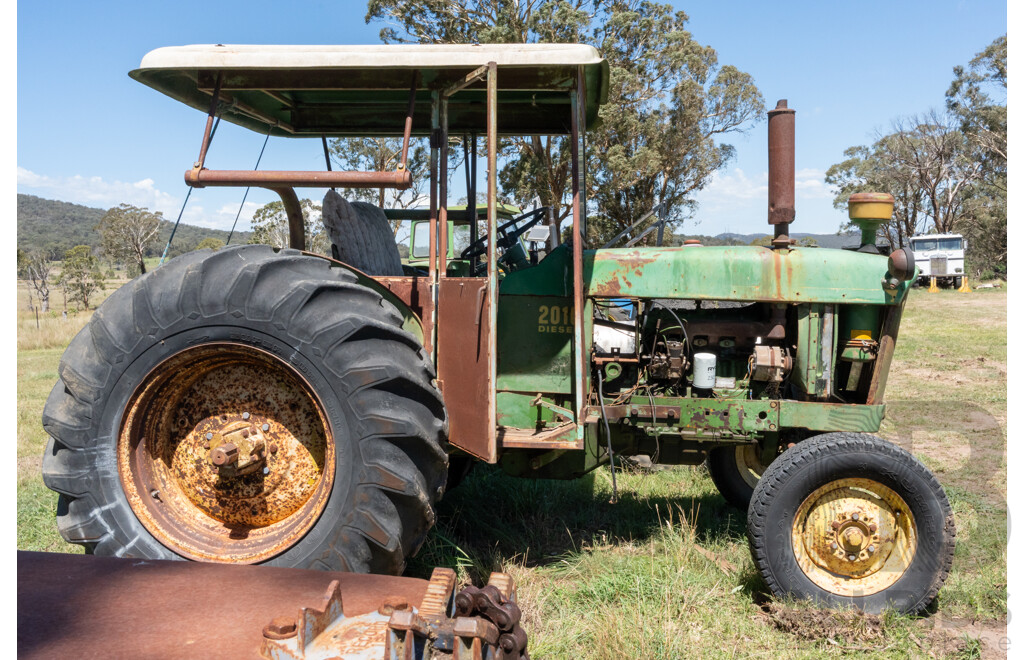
[
  {"left": 18, "top": 250, "right": 53, "bottom": 312},
  {"left": 826, "top": 35, "right": 1005, "bottom": 278},
  {"left": 97, "top": 203, "right": 163, "bottom": 276},
  {"left": 364, "top": 0, "right": 764, "bottom": 246},
  {"left": 946, "top": 35, "right": 1006, "bottom": 278},
  {"left": 57, "top": 245, "right": 105, "bottom": 309},
  {"left": 195, "top": 237, "right": 225, "bottom": 251},
  {"left": 247, "top": 199, "right": 330, "bottom": 256}
]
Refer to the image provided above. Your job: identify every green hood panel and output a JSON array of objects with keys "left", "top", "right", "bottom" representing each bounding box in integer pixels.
[{"left": 582, "top": 246, "right": 909, "bottom": 305}]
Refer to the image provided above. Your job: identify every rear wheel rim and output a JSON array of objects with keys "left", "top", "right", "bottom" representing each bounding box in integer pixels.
[
  {"left": 735, "top": 445, "right": 766, "bottom": 489},
  {"left": 791, "top": 477, "right": 917, "bottom": 597},
  {"left": 118, "top": 343, "right": 335, "bottom": 563}
]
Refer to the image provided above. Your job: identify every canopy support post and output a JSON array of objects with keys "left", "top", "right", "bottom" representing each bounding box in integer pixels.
[{"left": 193, "top": 72, "right": 222, "bottom": 171}]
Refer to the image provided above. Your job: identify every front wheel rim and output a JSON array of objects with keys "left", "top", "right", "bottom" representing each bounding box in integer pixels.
[
  {"left": 791, "top": 477, "right": 917, "bottom": 597},
  {"left": 736, "top": 445, "right": 766, "bottom": 489},
  {"left": 118, "top": 343, "right": 335, "bottom": 563}
]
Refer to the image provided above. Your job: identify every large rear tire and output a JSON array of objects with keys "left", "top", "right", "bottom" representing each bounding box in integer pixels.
[
  {"left": 42, "top": 245, "right": 448, "bottom": 574},
  {"left": 747, "top": 433, "right": 955, "bottom": 614}
]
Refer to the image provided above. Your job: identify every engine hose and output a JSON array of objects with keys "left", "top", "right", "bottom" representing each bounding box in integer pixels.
[
  {"left": 596, "top": 370, "right": 618, "bottom": 504},
  {"left": 650, "top": 301, "right": 689, "bottom": 349}
]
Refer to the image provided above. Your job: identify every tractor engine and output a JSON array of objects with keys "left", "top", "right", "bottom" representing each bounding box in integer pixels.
[{"left": 594, "top": 300, "right": 795, "bottom": 401}]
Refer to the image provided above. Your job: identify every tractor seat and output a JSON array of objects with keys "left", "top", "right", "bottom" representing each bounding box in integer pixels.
[{"left": 321, "top": 190, "right": 404, "bottom": 276}]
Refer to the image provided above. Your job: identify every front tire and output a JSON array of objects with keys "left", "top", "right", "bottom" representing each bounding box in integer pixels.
[
  {"left": 42, "top": 245, "right": 448, "bottom": 574},
  {"left": 707, "top": 445, "right": 767, "bottom": 509},
  {"left": 747, "top": 433, "right": 955, "bottom": 614}
]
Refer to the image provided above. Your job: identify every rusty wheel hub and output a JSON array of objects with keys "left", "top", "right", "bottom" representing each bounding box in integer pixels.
[
  {"left": 118, "top": 343, "right": 335, "bottom": 563},
  {"left": 791, "top": 478, "right": 916, "bottom": 596}
]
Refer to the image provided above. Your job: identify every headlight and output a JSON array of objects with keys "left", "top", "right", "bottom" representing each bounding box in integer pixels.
[{"left": 887, "top": 247, "right": 915, "bottom": 282}]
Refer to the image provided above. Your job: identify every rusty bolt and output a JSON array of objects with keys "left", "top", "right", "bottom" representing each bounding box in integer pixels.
[
  {"left": 150, "top": 489, "right": 160, "bottom": 500},
  {"left": 831, "top": 521, "right": 842, "bottom": 530},
  {"left": 851, "top": 513, "right": 859, "bottom": 522},
  {"left": 263, "top": 616, "right": 297, "bottom": 640},
  {"left": 262, "top": 423, "right": 270, "bottom": 432},
  {"left": 211, "top": 443, "right": 240, "bottom": 466},
  {"left": 869, "top": 523, "right": 877, "bottom": 533},
  {"left": 242, "top": 412, "right": 251, "bottom": 420},
  {"left": 270, "top": 443, "right": 279, "bottom": 454},
  {"left": 241, "top": 429, "right": 250, "bottom": 438}
]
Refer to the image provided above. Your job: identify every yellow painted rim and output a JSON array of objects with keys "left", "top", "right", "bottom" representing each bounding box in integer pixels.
[
  {"left": 792, "top": 478, "right": 917, "bottom": 597},
  {"left": 735, "top": 445, "right": 766, "bottom": 490}
]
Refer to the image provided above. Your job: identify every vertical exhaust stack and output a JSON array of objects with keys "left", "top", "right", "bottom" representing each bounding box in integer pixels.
[{"left": 768, "top": 99, "right": 796, "bottom": 248}]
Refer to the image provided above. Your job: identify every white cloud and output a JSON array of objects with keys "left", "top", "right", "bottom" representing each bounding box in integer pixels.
[
  {"left": 18, "top": 167, "right": 179, "bottom": 214},
  {"left": 794, "top": 168, "right": 833, "bottom": 200},
  {"left": 699, "top": 167, "right": 832, "bottom": 208}
]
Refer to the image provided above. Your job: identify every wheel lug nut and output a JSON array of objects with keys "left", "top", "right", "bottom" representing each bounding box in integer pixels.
[
  {"left": 869, "top": 523, "right": 877, "bottom": 533},
  {"left": 241, "top": 429, "right": 249, "bottom": 438},
  {"left": 270, "top": 444, "right": 279, "bottom": 454},
  {"left": 206, "top": 432, "right": 214, "bottom": 440},
  {"left": 263, "top": 467, "right": 270, "bottom": 475},
  {"left": 262, "top": 423, "right": 270, "bottom": 432},
  {"left": 831, "top": 521, "right": 842, "bottom": 530},
  {"left": 851, "top": 513, "right": 859, "bottom": 521},
  {"left": 830, "top": 542, "right": 838, "bottom": 550},
  {"left": 242, "top": 412, "right": 250, "bottom": 420},
  {"left": 868, "top": 545, "right": 875, "bottom": 554},
  {"left": 848, "top": 554, "right": 856, "bottom": 561}
]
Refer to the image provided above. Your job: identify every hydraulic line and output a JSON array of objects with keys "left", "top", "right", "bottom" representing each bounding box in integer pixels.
[
  {"left": 596, "top": 370, "right": 618, "bottom": 504},
  {"left": 159, "top": 114, "right": 221, "bottom": 266},
  {"left": 226, "top": 126, "right": 273, "bottom": 246}
]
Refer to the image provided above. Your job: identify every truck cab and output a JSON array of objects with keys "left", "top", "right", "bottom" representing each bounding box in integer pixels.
[{"left": 909, "top": 233, "right": 966, "bottom": 287}]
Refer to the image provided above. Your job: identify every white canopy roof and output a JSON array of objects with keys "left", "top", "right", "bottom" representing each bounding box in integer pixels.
[
  {"left": 130, "top": 43, "right": 609, "bottom": 137},
  {"left": 139, "top": 43, "right": 605, "bottom": 70}
]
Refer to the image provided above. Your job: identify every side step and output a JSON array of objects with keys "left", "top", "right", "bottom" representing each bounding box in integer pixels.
[{"left": 497, "top": 422, "right": 581, "bottom": 450}]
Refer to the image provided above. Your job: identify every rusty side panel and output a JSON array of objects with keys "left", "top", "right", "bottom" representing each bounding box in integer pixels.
[
  {"left": 377, "top": 276, "right": 432, "bottom": 352},
  {"left": 17, "top": 551, "right": 430, "bottom": 660},
  {"left": 437, "top": 278, "right": 495, "bottom": 462}
]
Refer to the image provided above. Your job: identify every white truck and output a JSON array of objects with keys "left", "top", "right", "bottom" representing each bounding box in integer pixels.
[{"left": 909, "top": 233, "right": 967, "bottom": 288}]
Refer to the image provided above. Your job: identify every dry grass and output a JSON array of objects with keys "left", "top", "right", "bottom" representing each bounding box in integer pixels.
[{"left": 15, "top": 281, "right": 1006, "bottom": 659}]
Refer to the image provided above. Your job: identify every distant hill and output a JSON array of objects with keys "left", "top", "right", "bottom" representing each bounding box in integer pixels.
[
  {"left": 17, "top": 194, "right": 251, "bottom": 260},
  {"left": 714, "top": 231, "right": 865, "bottom": 250}
]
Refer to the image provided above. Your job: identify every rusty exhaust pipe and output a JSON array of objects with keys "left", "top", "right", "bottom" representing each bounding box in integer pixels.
[{"left": 768, "top": 99, "right": 795, "bottom": 248}]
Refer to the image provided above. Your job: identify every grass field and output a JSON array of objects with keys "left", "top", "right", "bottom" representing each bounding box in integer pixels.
[{"left": 16, "top": 281, "right": 1007, "bottom": 658}]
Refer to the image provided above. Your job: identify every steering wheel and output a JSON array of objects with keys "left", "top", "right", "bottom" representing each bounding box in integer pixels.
[{"left": 459, "top": 207, "right": 550, "bottom": 261}]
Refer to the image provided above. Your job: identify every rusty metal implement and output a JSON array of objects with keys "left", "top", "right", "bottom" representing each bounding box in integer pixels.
[{"left": 18, "top": 551, "right": 527, "bottom": 660}]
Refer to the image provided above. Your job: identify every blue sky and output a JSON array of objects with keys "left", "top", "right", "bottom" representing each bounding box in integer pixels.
[{"left": 15, "top": 1, "right": 1007, "bottom": 237}]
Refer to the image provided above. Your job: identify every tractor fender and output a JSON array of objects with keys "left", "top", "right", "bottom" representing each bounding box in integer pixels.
[{"left": 302, "top": 251, "right": 426, "bottom": 346}]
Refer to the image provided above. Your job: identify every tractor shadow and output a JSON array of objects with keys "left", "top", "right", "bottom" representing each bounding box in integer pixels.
[{"left": 407, "top": 462, "right": 760, "bottom": 589}]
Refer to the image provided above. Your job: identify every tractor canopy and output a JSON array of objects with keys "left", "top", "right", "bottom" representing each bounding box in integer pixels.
[{"left": 129, "top": 43, "right": 610, "bottom": 137}]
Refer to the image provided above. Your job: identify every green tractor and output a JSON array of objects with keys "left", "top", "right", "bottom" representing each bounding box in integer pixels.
[{"left": 42, "top": 44, "right": 953, "bottom": 615}]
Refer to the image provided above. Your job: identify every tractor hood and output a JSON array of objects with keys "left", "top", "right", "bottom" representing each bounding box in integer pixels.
[{"left": 582, "top": 245, "right": 910, "bottom": 305}]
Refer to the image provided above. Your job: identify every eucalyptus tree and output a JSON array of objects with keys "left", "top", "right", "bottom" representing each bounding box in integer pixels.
[{"left": 364, "top": 0, "right": 763, "bottom": 245}]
